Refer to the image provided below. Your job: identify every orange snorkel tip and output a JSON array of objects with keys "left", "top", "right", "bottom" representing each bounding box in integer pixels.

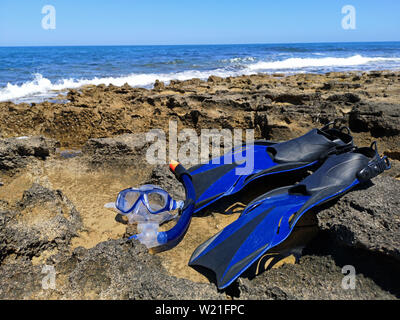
[{"left": 169, "top": 160, "right": 180, "bottom": 172}]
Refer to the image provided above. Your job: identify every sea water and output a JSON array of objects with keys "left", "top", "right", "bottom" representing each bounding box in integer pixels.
[{"left": 1, "top": 42, "right": 400, "bottom": 103}]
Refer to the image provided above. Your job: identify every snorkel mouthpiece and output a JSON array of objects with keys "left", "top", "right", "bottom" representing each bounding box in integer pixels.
[{"left": 134, "top": 223, "right": 167, "bottom": 248}]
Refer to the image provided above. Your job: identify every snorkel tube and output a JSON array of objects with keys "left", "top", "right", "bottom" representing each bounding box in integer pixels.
[{"left": 129, "top": 160, "right": 195, "bottom": 250}]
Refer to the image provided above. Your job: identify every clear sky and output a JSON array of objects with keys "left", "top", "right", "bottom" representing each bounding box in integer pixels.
[{"left": 0, "top": 0, "right": 399, "bottom": 46}]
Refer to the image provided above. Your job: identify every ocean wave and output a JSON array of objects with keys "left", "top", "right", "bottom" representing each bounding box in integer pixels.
[
  {"left": 1, "top": 55, "right": 400, "bottom": 102},
  {"left": 0, "top": 69, "right": 236, "bottom": 102},
  {"left": 247, "top": 54, "right": 400, "bottom": 71}
]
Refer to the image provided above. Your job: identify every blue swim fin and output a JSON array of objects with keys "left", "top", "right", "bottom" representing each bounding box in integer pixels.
[
  {"left": 189, "top": 142, "right": 391, "bottom": 289},
  {"left": 189, "top": 122, "right": 353, "bottom": 213}
]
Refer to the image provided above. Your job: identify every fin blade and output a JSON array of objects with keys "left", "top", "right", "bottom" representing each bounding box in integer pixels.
[{"left": 189, "top": 206, "right": 276, "bottom": 288}]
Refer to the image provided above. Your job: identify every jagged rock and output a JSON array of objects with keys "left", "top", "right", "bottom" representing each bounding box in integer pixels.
[
  {"left": 66, "top": 89, "right": 80, "bottom": 102},
  {"left": 203, "top": 94, "right": 252, "bottom": 110},
  {"left": 208, "top": 75, "right": 223, "bottom": 83},
  {"left": 69, "top": 240, "right": 223, "bottom": 300},
  {"left": 274, "top": 92, "right": 321, "bottom": 105},
  {"left": 0, "top": 260, "right": 43, "bottom": 299},
  {"left": 327, "top": 93, "right": 361, "bottom": 103},
  {"left": 321, "top": 81, "right": 361, "bottom": 90},
  {"left": 144, "top": 166, "right": 185, "bottom": 200},
  {"left": 153, "top": 80, "right": 165, "bottom": 91},
  {"left": 183, "top": 110, "right": 201, "bottom": 126},
  {"left": 276, "top": 103, "right": 339, "bottom": 127},
  {"left": 83, "top": 133, "right": 148, "bottom": 156},
  {"left": 0, "top": 240, "right": 224, "bottom": 299},
  {"left": 349, "top": 103, "right": 400, "bottom": 137},
  {"left": 0, "top": 136, "right": 58, "bottom": 171},
  {"left": 0, "top": 184, "right": 82, "bottom": 263},
  {"left": 317, "top": 176, "right": 400, "bottom": 261},
  {"left": 15, "top": 240, "right": 223, "bottom": 299},
  {"left": 238, "top": 254, "right": 396, "bottom": 300},
  {"left": 82, "top": 133, "right": 151, "bottom": 166},
  {"left": 166, "top": 96, "right": 189, "bottom": 109},
  {"left": 254, "top": 112, "right": 269, "bottom": 138}
]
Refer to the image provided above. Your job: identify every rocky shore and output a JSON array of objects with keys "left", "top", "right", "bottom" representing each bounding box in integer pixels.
[{"left": 0, "top": 70, "right": 399, "bottom": 299}]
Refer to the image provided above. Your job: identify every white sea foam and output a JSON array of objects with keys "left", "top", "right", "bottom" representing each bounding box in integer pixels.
[
  {"left": 1, "top": 55, "right": 400, "bottom": 102},
  {"left": 0, "top": 69, "right": 235, "bottom": 102},
  {"left": 247, "top": 54, "right": 400, "bottom": 71}
]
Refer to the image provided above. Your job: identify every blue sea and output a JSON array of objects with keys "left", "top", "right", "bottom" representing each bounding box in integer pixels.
[{"left": 1, "top": 42, "right": 400, "bottom": 103}]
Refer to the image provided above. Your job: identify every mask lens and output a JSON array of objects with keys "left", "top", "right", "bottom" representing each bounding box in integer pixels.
[
  {"left": 147, "top": 191, "right": 167, "bottom": 212},
  {"left": 117, "top": 190, "right": 140, "bottom": 213}
]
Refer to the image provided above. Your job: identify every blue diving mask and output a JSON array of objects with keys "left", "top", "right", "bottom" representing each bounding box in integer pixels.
[
  {"left": 106, "top": 161, "right": 196, "bottom": 250},
  {"left": 114, "top": 184, "right": 183, "bottom": 224}
]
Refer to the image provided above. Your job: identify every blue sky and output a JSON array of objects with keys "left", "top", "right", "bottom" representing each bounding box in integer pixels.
[{"left": 0, "top": 0, "right": 399, "bottom": 46}]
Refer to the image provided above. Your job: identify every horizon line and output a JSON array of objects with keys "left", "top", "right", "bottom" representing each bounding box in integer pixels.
[{"left": 1, "top": 40, "right": 400, "bottom": 48}]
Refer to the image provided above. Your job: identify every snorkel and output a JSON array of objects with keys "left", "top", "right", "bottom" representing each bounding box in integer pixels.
[
  {"left": 146, "top": 160, "right": 196, "bottom": 248},
  {"left": 109, "top": 161, "right": 195, "bottom": 250}
]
